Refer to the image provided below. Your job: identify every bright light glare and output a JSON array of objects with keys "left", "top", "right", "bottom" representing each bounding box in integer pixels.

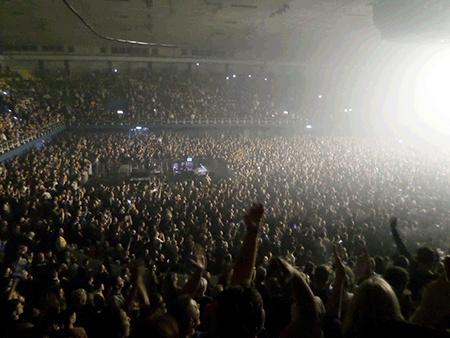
[
  {"left": 249, "top": 75, "right": 251, "bottom": 78},
  {"left": 318, "top": 95, "right": 322, "bottom": 98},
  {"left": 233, "top": 74, "right": 236, "bottom": 78},
  {"left": 344, "top": 109, "right": 348, "bottom": 112},
  {"left": 399, "top": 139, "right": 403, "bottom": 143},
  {"left": 265, "top": 78, "right": 267, "bottom": 81},
  {"left": 136, "top": 126, "right": 142, "bottom": 130},
  {"left": 114, "top": 69, "right": 118, "bottom": 73},
  {"left": 117, "top": 110, "right": 124, "bottom": 114},
  {"left": 416, "top": 53, "right": 450, "bottom": 135},
  {"left": 2, "top": 91, "right": 7, "bottom": 95},
  {"left": 283, "top": 111, "right": 288, "bottom": 115},
  {"left": 196, "top": 63, "right": 199, "bottom": 66},
  {"left": 226, "top": 77, "right": 229, "bottom": 80},
  {"left": 306, "top": 125, "right": 312, "bottom": 129}
]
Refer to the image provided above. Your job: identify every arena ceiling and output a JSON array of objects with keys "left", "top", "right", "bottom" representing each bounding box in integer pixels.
[{"left": 0, "top": 0, "right": 380, "bottom": 64}]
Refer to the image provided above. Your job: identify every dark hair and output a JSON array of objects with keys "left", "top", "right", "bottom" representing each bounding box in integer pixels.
[
  {"left": 384, "top": 267, "right": 409, "bottom": 291},
  {"left": 60, "top": 308, "right": 76, "bottom": 325},
  {"left": 167, "top": 295, "right": 193, "bottom": 336},
  {"left": 314, "top": 265, "right": 331, "bottom": 284},
  {"left": 415, "top": 247, "right": 438, "bottom": 266},
  {"left": 133, "top": 314, "right": 179, "bottom": 338},
  {"left": 217, "top": 285, "right": 265, "bottom": 338},
  {"left": 392, "top": 255, "right": 409, "bottom": 269},
  {"left": 91, "top": 306, "right": 127, "bottom": 338}
]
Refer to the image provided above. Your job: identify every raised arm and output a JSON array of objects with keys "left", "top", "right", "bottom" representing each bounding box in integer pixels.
[
  {"left": 273, "top": 257, "right": 320, "bottom": 338},
  {"left": 181, "top": 255, "right": 206, "bottom": 297},
  {"left": 326, "top": 246, "right": 346, "bottom": 319},
  {"left": 230, "top": 203, "right": 264, "bottom": 286},
  {"left": 390, "top": 217, "right": 413, "bottom": 262},
  {"left": 124, "top": 263, "right": 150, "bottom": 314}
]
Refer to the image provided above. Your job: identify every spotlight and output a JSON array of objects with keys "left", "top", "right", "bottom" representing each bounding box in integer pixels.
[
  {"left": 114, "top": 69, "right": 118, "bottom": 73},
  {"left": 226, "top": 77, "right": 229, "bottom": 80},
  {"left": 249, "top": 75, "right": 251, "bottom": 78},
  {"left": 264, "top": 78, "right": 267, "bottom": 81},
  {"left": 136, "top": 126, "right": 142, "bottom": 130},
  {"left": 233, "top": 74, "right": 236, "bottom": 78},
  {"left": 117, "top": 110, "right": 124, "bottom": 114},
  {"left": 196, "top": 63, "right": 199, "bottom": 66},
  {"left": 306, "top": 125, "right": 312, "bottom": 129}
]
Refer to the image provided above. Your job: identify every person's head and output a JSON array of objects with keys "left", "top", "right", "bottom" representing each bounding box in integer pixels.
[
  {"left": 343, "top": 277, "right": 403, "bottom": 338},
  {"left": 95, "top": 306, "right": 131, "bottom": 338},
  {"left": 61, "top": 308, "right": 77, "bottom": 327},
  {"left": 313, "top": 265, "right": 331, "bottom": 289},
  {"left": 149, "top": 292, "right": 167, "bottom": 316},
  {"left": 133, "top": 314, "right": 179, "bottom": 338},
  {"left": 111, "top": 276, "right": 124, "bottom": 293},
  {"left": 168, "top": 295, "right": 200, "bottom": 338},
  {"left": 374, "top": 256, "right": 386, "bottom": 275},
  {"left": 392, "top": 255, "right": 409, "bottom": 269},
  {"left": 217, "top": 285, "right": 265, "bottom": 338},
  {"left": 384, "top": 267, "right": 409, "bottom": 294},
  {"left": 304, "top": 261, "right": 315, "bottom": 278},
  {"left": 195, "top": 277, "right": 208, "bottom": 298},
  {"left": 415, "top": 247, "right": 438, "bottom": 270},
  {"left": 2, "top": 298, "right": 24, "bottom": 321},
  {"left": 71, "top": 288, "right": 87, "bottom": 308}
]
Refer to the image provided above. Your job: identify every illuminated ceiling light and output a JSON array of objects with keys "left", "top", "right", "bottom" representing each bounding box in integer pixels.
[
  {"left": 264, "top": 78, "right": 267, "bottom": 81},
  {"left": 306, "top": 125, "right": 312, "bottom": 129},
  {"left": 318, "top": 95, "right": 322, "bottom": 98},
  {"left": 249, "top": 75, "right": 251, "bottom": 78},
  {"left": 344, "top": 109, "right": 348, "bottom": 112},
  {"left": 196, "top": 63, "right": 199, "bottom": 66},
  {"left": 226, "top": 77, "right": 229, "bottom": 80},
  {"left": 233, "top": 74, "right": 236, "bottom": 78}
]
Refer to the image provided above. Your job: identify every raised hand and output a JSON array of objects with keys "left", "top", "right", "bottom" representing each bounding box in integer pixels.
[
  {"left": 190, "top": 254, "right": 206, "bottom": 271},
  {"left": 389, "top": 216, "right": 398, "bottom": 230},
  {"left": 243, "top": 203, "right": 264, "bottom": 233},
  {"left": 333, "top": 245, "right": 345, "bottom": 279},
  {"left": 354, "top": 245, "right": 373, "bottom": 282}
]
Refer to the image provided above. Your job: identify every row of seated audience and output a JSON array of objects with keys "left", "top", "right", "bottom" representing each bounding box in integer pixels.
[
  {"left": 1, "top": 65, "right": 287, "bottom": 144},
  {"left": 1, "top": 131, "right": 450, "bottom": 337}
]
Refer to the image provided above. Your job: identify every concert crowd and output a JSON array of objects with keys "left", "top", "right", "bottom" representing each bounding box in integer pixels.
[{"left": 2, "top": 64, "right": 450, "bottom": 338}]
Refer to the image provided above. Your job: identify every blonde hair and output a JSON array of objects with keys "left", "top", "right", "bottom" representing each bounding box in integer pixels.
[{"left": 343, "top": 277, "right": 403, "bottom": 338}]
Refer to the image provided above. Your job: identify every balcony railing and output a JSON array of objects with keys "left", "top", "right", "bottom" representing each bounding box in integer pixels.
[
  {"left": 72, "top": 116, "right": 306, "bottom": 127},
  {"left": 0, "top": 122, "right": 65, "bottom": 155}
]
